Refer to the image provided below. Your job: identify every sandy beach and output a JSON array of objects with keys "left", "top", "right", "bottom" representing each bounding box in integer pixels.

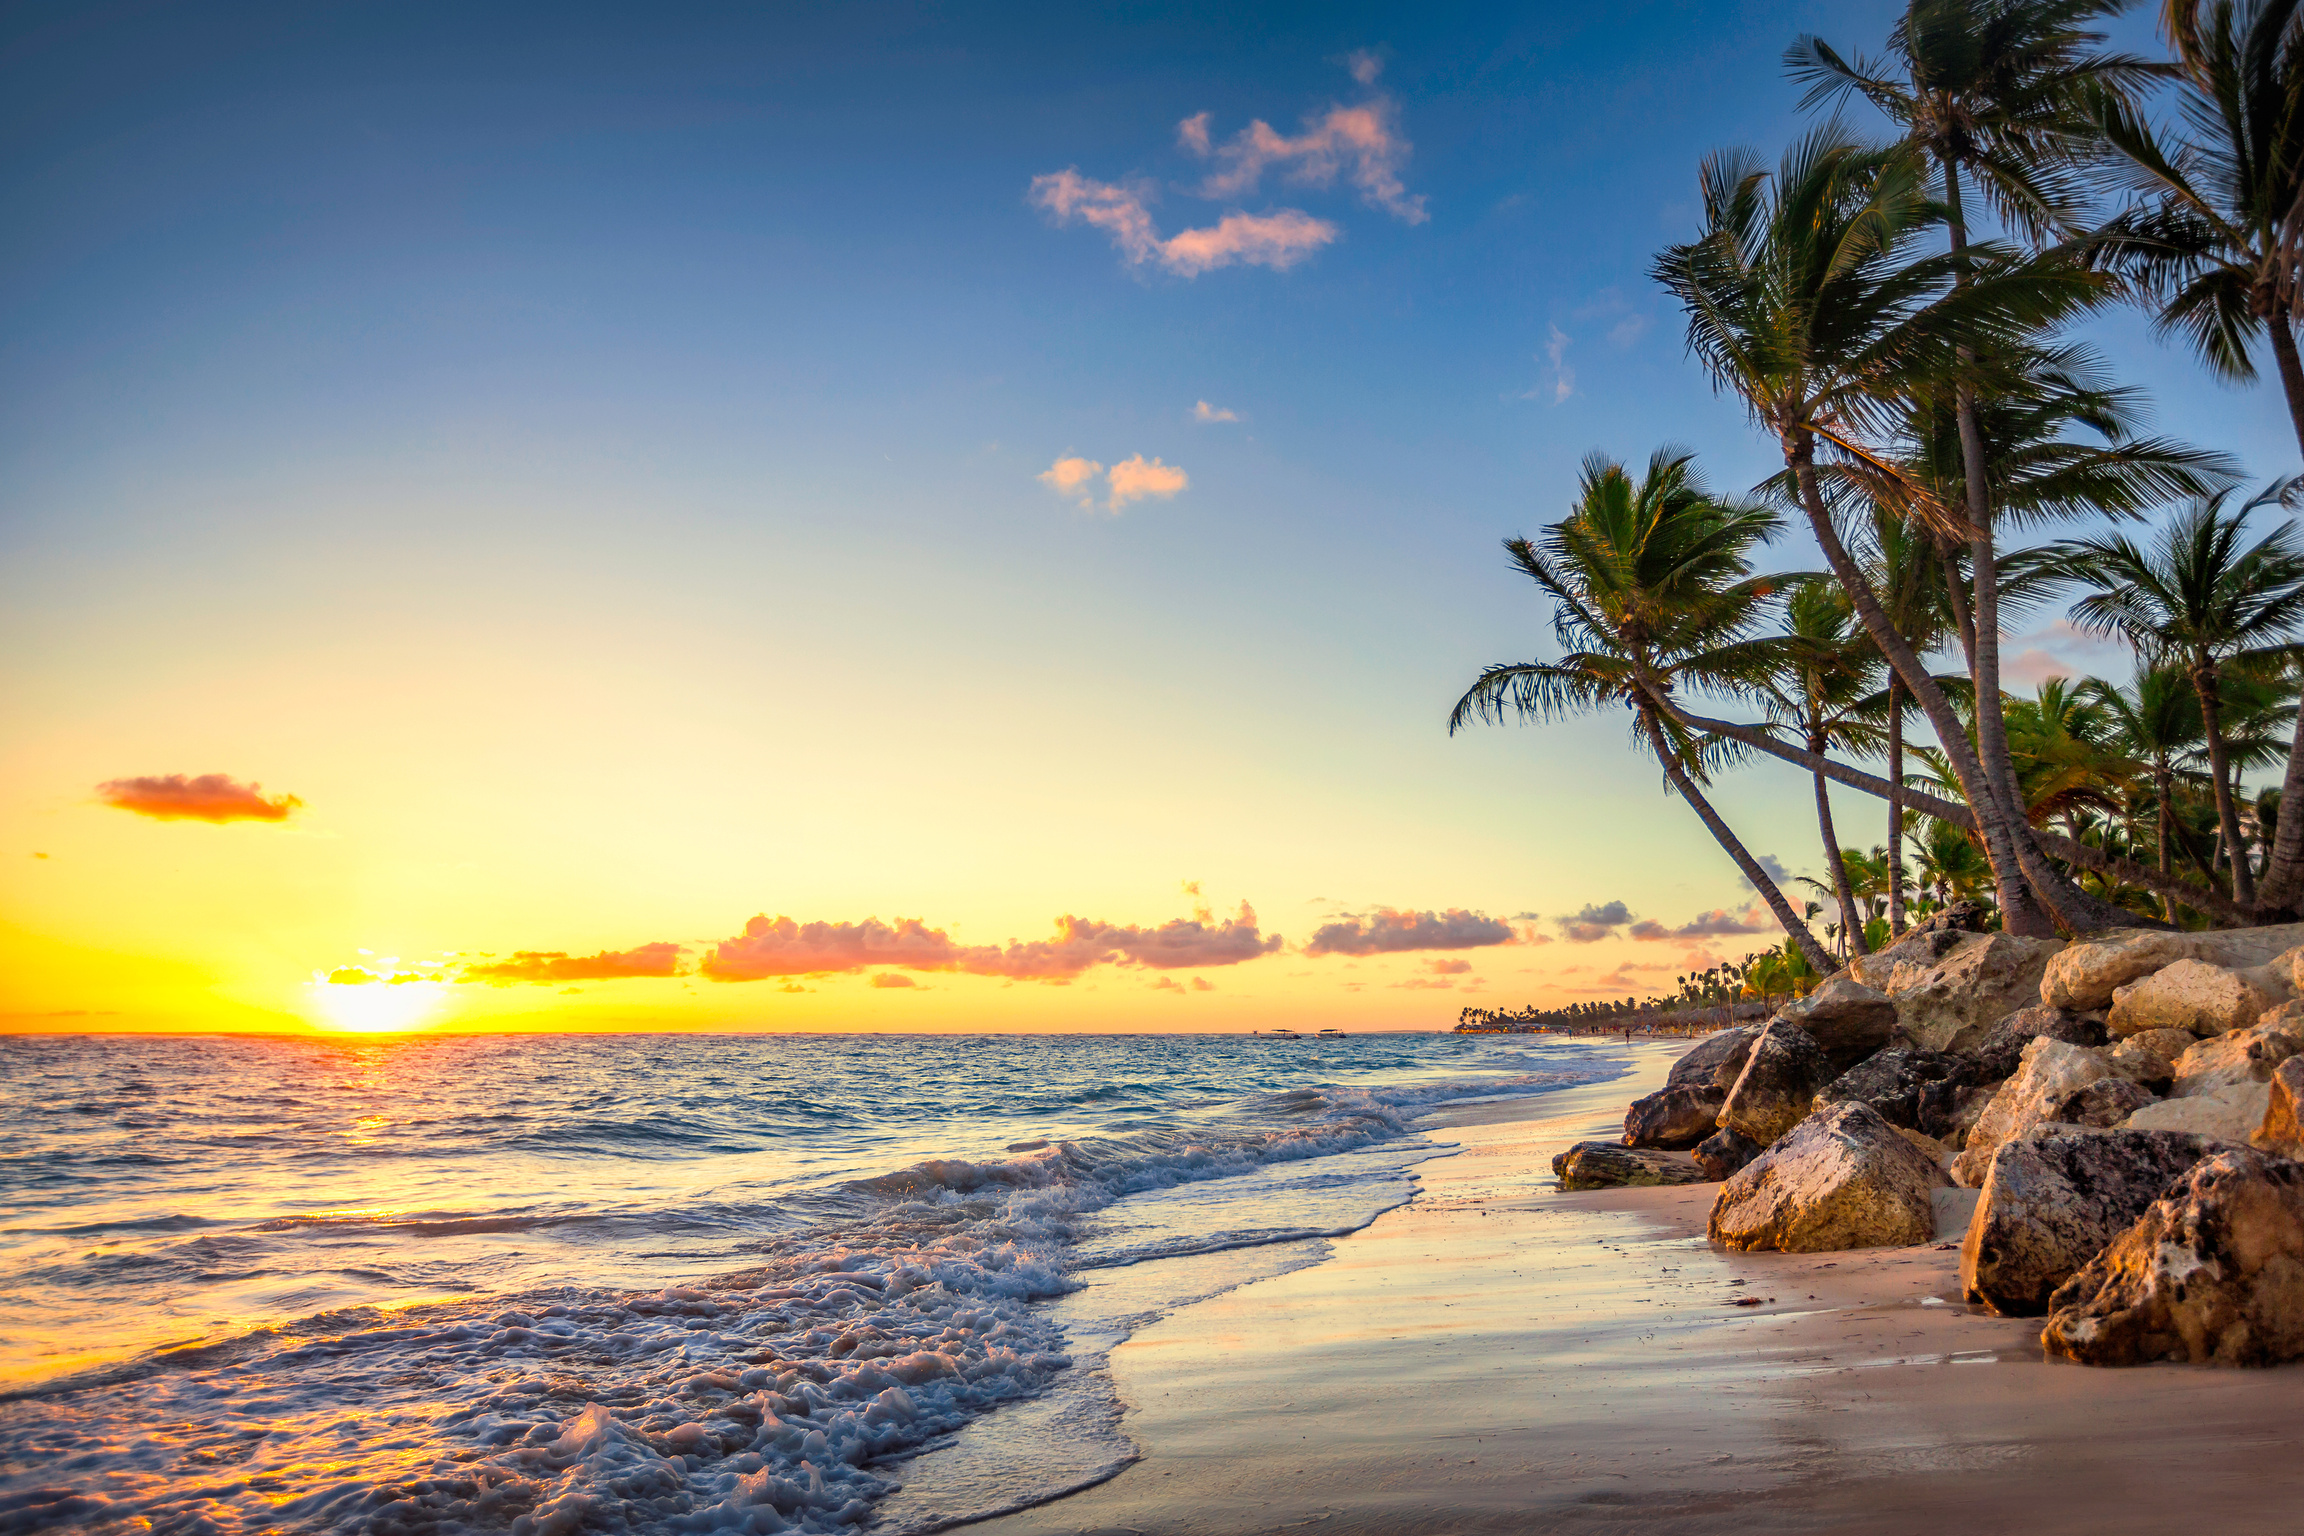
[{"left": 972, "top": 1040, "right": 2304, "bottom": 1536}]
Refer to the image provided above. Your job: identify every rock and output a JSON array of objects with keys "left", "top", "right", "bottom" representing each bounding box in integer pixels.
[
  {"left": 2052, "top": 1077, "right": 2159, "bottom": 1128},
  {"left": 1895, "top": 1125, "right": 1951, "bottom": 1168},
  {"left": 1951, "top": 1038, "right": 2114, "bottom": 1188},
  {"left": 1550, "top": 1141, "right": 1709, "bottom": 1190},
  {"left": 1964, "top": 1004, "right": 2108, "bottom": 1082},
  {"left": 1707, "top": 1100, "right": 1947, "bottom": 1253},
  {"left": 1776, "top": 974, "right": 1898, "bottom": 1069},
  {"left": 1814, "top": 1047, "right": 1975, "bottom": 1130},
  {"left": 1910, "top": 900, "right": 1993, "bottom": 936},
  {"left": 1961, "top": 1128, "right": 2217, "bottom": 1318},
  {"left": 2253, "top": 1056, "right": 2304, "bottom": 1155},
  {"left": 2122, "top": 1080, "right": 2274, "bottom": 1145},
  {"left": 1623, "top": 1084, "right": 1726, "bottom": 1150},
  {"left": 2042, "top": 1148, "right": 2304, "bottom": 1366},
  {"left": 2258, "top": 996, "right": 2304, "bottom": 1031},
  {"left": 2107, "top": 959, "right": 2282, "bottom": 1038},
  {"left": 1667, "top": 1026, "right": 1757, "bottom": 1092},
  {"left": 2108, "top": 1028, "right": 2196, "bottom": 1090},
  {"left": 1717, "top": 1019, "right": 1838, "bottom": 1147},
  {"left": 2172, "top": 1021, "right": 2304, "bottom": 1099},
  {"left": 1693, "top": 1127, "right": 1761, "bottom": 1181},
  {"left": 2042, "top": 922, "right": 2304, "bottom": 1012},
  {"left": 1920, "top": 1078, "right": 2001, "bottom": 1148},
  {"left": 1884, "top": 932, "right": 2061, "bottom": 1054}
]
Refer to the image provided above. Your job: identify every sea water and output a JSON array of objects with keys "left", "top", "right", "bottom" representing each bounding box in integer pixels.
[{"left": 0, "top": 1030, "right": 1628, "bottom": 1532}]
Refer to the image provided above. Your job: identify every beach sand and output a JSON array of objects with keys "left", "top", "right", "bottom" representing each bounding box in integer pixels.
[{"left": 971, "top": 1041, "right": 2304, "bottom": 1536}]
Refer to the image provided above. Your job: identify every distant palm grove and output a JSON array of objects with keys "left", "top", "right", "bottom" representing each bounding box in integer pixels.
[{"left": 1455, "top": 0, "right": 2304, "bottom": 1006}]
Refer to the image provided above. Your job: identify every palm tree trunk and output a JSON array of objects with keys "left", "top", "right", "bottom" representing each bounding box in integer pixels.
[
  {"left": 1637, "top": 703, "right": 1836, "bottom": 975},
  {"left": 1888, "top": 676, "right": 1907, "bottom": 937},
  {"left": 2193, "top": 658, "right": 2255, "bottom": 905},
  {"left": 2254, "top": 315, "right": 2304, "bottom": 915},
  {"left": 1814, "top": 739, "right": 1868, "bottom": 956},
  {"left": 1786, "top": 447, "right": 2071, "bottom": 936},
  {"left": 2156, "top": 761, "right": 2177, "bottom": 922}
]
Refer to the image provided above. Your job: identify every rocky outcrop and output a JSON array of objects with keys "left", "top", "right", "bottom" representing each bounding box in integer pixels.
[
  {"left": 2042, "top": 923, "right": 2304, "bottom": 1012},
  {"left": 1717, "top": 1019, "right": 1837, "bottom": 1148},
  {"left": 1966, "top": 1005, "right": 2108, "bottom": 1082},
  {"left": 1623, "top": 1084, "right": 1726, "bottom": 1150},
  {"left": 1961, "top": 1128, "right": 2216, "bottom": 1318},
  {"left": 1883, "top": 932, "right": 2061, "bottom": 1054},
  {"left": 1708, "top": 1100, "right": 1946, "bottom": 1253},
  {"left": 1777, "top": 974, "right": 1898, "bottom": 1069},
  {"left": 2043, "top": 1149, "right": 2304, "bottom": 1366},
  {"left": 2123, "top": 1080, "right": 2273, "bottom": 1145},
  {"left": 1551, "top": 1141, "right": 1709, "bottom": 1190},
  {"left": 2107, "top": 959, "right": 2284, "bottom": 1039},
  {"left": 1668, "top": 1026, "right": 1757, "bottom": 1092},
  {"left": 2108, "top": 1028, "right": 2196, "bottom": 1091},
  {"left": 1951, "top": 1038, "right": 2113, "bottom": 1187},
  {"left": 2172, "top": 1022, "right": 2304, "bottom": 1099},
  {"left": 1815, "top": 1047, "right": 1975, "bottom": 1131},
  {"left": 1693, "top": 1127, "right": 1761, "bottom": 1181},
  {"left": 1923, "top": 1079, "right": 2002, "bottom": 1149},
  {"left": 2254, "top": 1057, "right": 2304, "bottom": 1156},
  {"left": 2054, "top": 1078, "right": 2159, "bottom": 1128}
]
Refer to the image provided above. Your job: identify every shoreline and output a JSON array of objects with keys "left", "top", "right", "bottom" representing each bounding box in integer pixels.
[{"left": 968, "top": 1038, "right": 2304, "bottom": 1536}]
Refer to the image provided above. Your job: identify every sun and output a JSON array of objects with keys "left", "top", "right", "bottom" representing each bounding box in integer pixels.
[{"left": 307, "top": 978, "right": 449, "bottom": 1034}]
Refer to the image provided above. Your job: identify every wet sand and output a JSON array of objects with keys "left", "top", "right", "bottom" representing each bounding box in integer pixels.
[{"left": 971, "top": 1041, "right": 2304, "bottom": 1536}]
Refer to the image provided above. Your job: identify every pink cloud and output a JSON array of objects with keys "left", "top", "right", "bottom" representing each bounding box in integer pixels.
[
  {"left": 1103, "top": 454, "right": 1188, "bottom": 510},
  {"left": 701, "top": 916, "right": 971, "bottom": 980},
  {"left": 1030, "top": 170, "right": 1338, "bottom": 276},
  {"left": 1177, "top": 99, "right": 1426, "bottom": 224},
  {"left": 1192, "top": 400, "right": 1240, "bottom": 423},
  {"left": 457, "top": 943, "right": 685, "bottom": 984},
  {"left": 1039, "top": 455, "right": 1103, "bottom": 504},
  {"left": 1425, "top": 958, "right": 1473, "bottom": 975},
  {"left": 701, "top": 902, "right": 1280, "bottom": 982},
  {"left": 1305, "top": 907, "right": 1514, "bottom": 955},
  {"left": 98, "top": 772, "right": 301, "bottom": 824}
]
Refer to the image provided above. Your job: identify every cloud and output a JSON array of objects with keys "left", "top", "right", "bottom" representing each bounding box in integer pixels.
[
  {"left": 1425, "top": 958, "right": 1472, "bottom": 975},
  {"left": 97, "top": 773, "right": 301, "bottom": 824},
  {"left": 1666, "top": 905, "right": 1773, "bottom": 939},
  {"left": 1031, "top": 170, "right": 1338, "bottom": 276},
  {"left": 457, "top": 943, "right": 685, "bottom": 985},
  {"left": 1737, "top": 854, "right": 1796, "bottom": 892},
  {"left": 1192, "top": 400, "right": 1240, "bottom": 423},
  {"left": 1544, "top": 325, "right": 1574, "bottom": 403},
  {"left": 870, "top": 973, "right": 916, "bottom": 989},
  {"left": 1304, "top": 907, "right": 1514, "bottom": 956},
  {"left": 701, "top": 916, "right": 974, "bottom": 980},
  {"left": 701, "top": 902, "right": 1280, "bottom": 982},
  {"left": 1608, "top": 314, "right": 1649, "bottom": 348},
  {"left": 1345, "top": 48, "right": 1384, "bottom": 86},
  {"left": 1556, "top": 901, "right": 1633, "bottom": 943},
  {"left": 1191, "top": 976, "right": 1214, "bottom": 991},
  {"left": 1391, "top": 976, "right": 1456, "bottom": 989},
  {"left": 1039, "top": 456, "right": 1103, "bottom": 500},
  {"left": 1039, "top": 453, "right": 1189, "bottom": 513},
  {"left": 1177, "top": 92, "right": 1427, "bottom": 224},
  {"left": 1999, "top": 618, "right": 2131, "bottom": 688}
]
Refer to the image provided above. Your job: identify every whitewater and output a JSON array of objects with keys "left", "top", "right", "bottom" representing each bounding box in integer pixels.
[{"left": 0, "top": 1030, "right": 1628, "bottom": 1532}]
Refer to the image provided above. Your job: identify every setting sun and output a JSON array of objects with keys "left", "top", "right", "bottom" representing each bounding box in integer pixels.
[{"left": 307, "top": 977, "right": 448, "bottom": 1034}]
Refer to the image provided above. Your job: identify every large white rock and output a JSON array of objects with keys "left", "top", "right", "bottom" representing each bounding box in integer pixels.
[
  {"left": 1950, "top": 1037, "right": 2112, "bottom": 1188},
  {"left": 2042, "top": 923, "right": 2304, "bottom": 1011},
  {"left": 2106, "top": 959, "right": 2283, "bottom": 1038},
  {"left": 2121, "top": 1079, "right": 2274, "bottom": 1145},
  {"left": 2172, "top": 1021, "right": 2304, "bottom": 1099},
  {"left": 1883, "top": 932, "right": 2061, "bottom": 1054},
  {"left": 1707, "top": 1099, "right": 1946, "bottom": 1253}
]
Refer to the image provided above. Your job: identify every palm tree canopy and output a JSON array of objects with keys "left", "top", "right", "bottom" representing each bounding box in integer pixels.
[{"left": 2049, "top": 482, "right": 2304, "bottom": 662}]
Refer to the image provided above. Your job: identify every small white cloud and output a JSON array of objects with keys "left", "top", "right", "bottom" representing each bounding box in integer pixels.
[
  {"left": 1192, "top": 400, "right": 1241, "bottom": 423},
  {"left": 1608, "top": 314, "right": 1648, "bottom": 348},
  {"left": 1545, "top": 324, "right": 1574, "bottom": 404}
]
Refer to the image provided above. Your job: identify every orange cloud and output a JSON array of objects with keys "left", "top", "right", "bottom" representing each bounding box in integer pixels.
[
  {"left": 1103, "top": 454, "right": 1188, "bottom": 511},
  {"left": 699, "top": 902, "right": 1280, "bottom": 982},
  {"left": 870, "top": 973, "right": 917, "bottom": 989},
  {"left": 1031, "top": 170, "right": 1338, "bottom": 275},
  {"left": 97, "top": 773, "right": 301, "bottom": 823},
  {"left": 456, "top": 943, "right": 684, "bottom": 984},
  {"left": 1305, "top": 907, "right": 1512, "bottom": 955},
  {"left": 1425, "top": 958, "right": 1472, "bottom": 975},
  {"left": 1192, "top": 400, "right": 1240, "bottom": 423},
  {"left": 1038, "top": 455, "right": 1104, "bottom": 503}
]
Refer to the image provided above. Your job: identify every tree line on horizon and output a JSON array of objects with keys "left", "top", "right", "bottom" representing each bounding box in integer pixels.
[{"left": 1455, "top": 0, "right": 2304, "bottom": 981}]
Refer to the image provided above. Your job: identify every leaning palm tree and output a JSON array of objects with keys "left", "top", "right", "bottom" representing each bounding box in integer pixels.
[
  {"left": 1449, "top": 449, "right": 1837, "bottom": 973},
  {"left": 2050, "top": 486, "right": 2304, "bottom": 903},
  {"left": 1651, "top": 123, "right": 2128, "bottom": 934}
]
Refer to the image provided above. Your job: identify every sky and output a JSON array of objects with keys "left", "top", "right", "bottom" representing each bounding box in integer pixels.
[{"left": 6, "top": 0, "right": 2301, "bottom": 1036}]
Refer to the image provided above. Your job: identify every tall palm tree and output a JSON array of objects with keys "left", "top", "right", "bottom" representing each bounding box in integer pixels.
[
  {"left": 1449, "top": 449, "right": 1838, "bottom": 974},
  {"left": 2050, "top": 487, "right": 2304, "bottom": 903},
  {"left": 2085, "top": 664, "right": 2208, "bottom": 917},
  {"left": 1652, "top": 123, "right": 2128, "bottom": 934},
  {"left": 1789, "top": 0, "right": 2165, "bottom": 900},
  {"left": 1752, "top": 579, "right": 1891, "bottom": 953}
]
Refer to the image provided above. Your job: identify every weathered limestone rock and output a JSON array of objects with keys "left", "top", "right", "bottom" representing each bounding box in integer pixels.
[
  {"left": 1951, "top": 1038, "right": 2114, "bottom": 1188},
  {"left": 2108, "top": 1028, "right": 2196, "bottom": 1090},
  {"left": 1962, "top": 1128, "right": 2217, "bottom": 1318},
  {"left": 2042, "top": 922, "right": 2304, "bottom": 1012},
  {"left": 1717, "top": 1019, "right": 1837, "bottom": 1148},
  {"left": 1921, "top": 1078, "right": 2001, "bottom": 1148},
  {"left": 1708, "top": 1100, "right": 1947, "bottom": 1253},
  {"left": 1777, "top": 973, "right": 1898, "bottom": 1069},
  {"left": 2054, "top": 1078, "right": 2159, "bottom": 1128},
  {"left": 2043, "top": 1149, "right": 2304, "bottom": 1366},
  {"left": 2106, "top": 958, "right": 2282, "bottom": 1039},
  {"left": 2253, "top": 1056, "right": 2304, "bottom": 1155},
  {"left": 2121, "top": 1080, "right": 2273, "bottom": 1145},
  {"left": 1910, "top": 900, "right": 1994, "bottom": 936},
  {"left": 1895, "top": 1124, "right": 1951, "bottom": 1169},
  {"left": 1623, "top": 1084, "right": 1726, "bottom": 1150},
  {"left": 1885, "top": 932, "right": 2061, "bottom": 1054},
  {"left": 1668, "top": 1025, "right": 1757, "bottom": 1092},
  {"left": 1550, "top": 1141, "right": 1708, "bottom": 1190},
  {"left": 1815, "top": 1047, "right": 1975, "bottom": 1130},
  {"left": 1693, "top": 1126, "right": 1761, "bottom": 1181},
  {"left": 2172, "top": 1021, "right": 2304, "bottom": 1100},
  {"left": 1965, "top": 1004, "right": 2108, "bottom": 1082}
]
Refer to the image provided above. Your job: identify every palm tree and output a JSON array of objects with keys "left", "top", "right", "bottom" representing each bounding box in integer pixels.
[
  {"left": 1448, "top": 449, "right": 1837, "bottom": 973},
  {"left": 1752, "top": 578, "right": 1891, "bottom": 953},
  {"left": 2050, "top": 487, "right": 2304, "bottom": 903},
  {"left": 2085, "top": 664, "right": 2209, "bottom": 916},
  {"left": 1789, "top": 0, "right": 2165, "bottom": 901},
  {"left": 1652, "top": 123, "right": 2127, "bottom": 934}
]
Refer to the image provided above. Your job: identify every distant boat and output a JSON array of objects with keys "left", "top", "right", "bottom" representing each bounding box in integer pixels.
[
  {"left": 1264, "top": 1028, "right": 1304, "bottom": 1040},
  {"left": 1316, "top": 1029, "right": 1345, "bottom": 1039}
]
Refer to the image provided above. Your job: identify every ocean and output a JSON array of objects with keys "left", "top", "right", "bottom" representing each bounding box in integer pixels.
[{"left": 0, "top": 1029, "right": 1630, "bottom": 1533}]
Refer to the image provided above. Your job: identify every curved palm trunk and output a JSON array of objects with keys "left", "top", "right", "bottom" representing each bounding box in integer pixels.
[
  {"left": 1637, "top": 704, "right": 1836, "bottom": 975},
  {"left": 2193, "top": 658, "right": 2256, "bottom": 905},
  {"left": 1813, "top": 738, "right": 1868, "bottom": 957},
  {"left": 1888, "top": 676, "right": 1907, "bottom": 936},
  {"left": 2255, "top": 313, "right": 2304, "bottom": 913}
]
